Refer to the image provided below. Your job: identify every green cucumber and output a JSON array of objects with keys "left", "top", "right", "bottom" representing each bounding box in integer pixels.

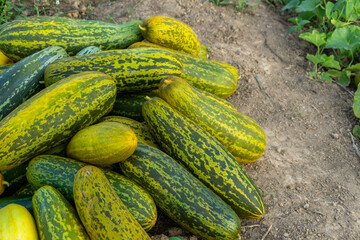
[
  {"left": 142, "top": 97, "right": 264, "bottom": 219},
  {"left": 33, "top": 185, "right": 90, "bottom": 240},
  {"left": 110, "top": 91, "right": 159, "bottom": 122},
  {"left": 0, "top": 16, "right": 143, "bottom": 61},
  {"left": 0, "top": 46, "right": 68, "bottom": 120},
  {"left": 76, "top": 46, "right": 102, "bottom": 55},
  {"left": 26, "top": 154, "right": 157, "bottom": 231},
  {"left": 0, "top": 71, "right": 116, "bottom": 171},
  {"left": 119, "top": 143, "right": 241, "bottom": 240},
  {"left": 0, "top": 195, "right": 33, "bottom": 214},
  {"left": 44, "top": 48, "right": 182, "bottom": 92}
]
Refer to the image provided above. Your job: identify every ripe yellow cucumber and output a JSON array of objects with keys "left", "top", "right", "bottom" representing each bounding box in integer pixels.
[
  {"left": 0, "top": 16, "right": 143, "bottom": 61},
  {"left": 32, "top": 185, "right": 90, "bottom": 240},
  {"left": 0, "top": 203, "right": 38, "bottom": 240},
  {"left": 66, "top": 121, "right": 138, "bottom": 165},
  {"left": 158, "top": 76, "right": 266, "bottom": 163},
  {"left": 44, "top": 47, "right": 182, "bottom": 92},
  {"left": 0, "top": 71, "right": 116, "bottom": 171},
  {"left": 100, "top": 115, "right": 159, "bottom": 149},
  {"left": 128, "top": 42, "right": 238, "bottom": 98},
  {"left": 73, "top": 165, "right": 151, "bottom": 240},
  {"left": 140, "top": 16, "right": 200, "bottom": 56}
]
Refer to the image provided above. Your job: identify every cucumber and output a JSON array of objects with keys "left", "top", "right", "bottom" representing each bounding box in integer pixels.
[
  {"left": 76, "top": 46, "right": 102, "bottom": 55},
  {"left": 0, "top": 16, "right": 143, "bottom": 61},
  {"left": 100, "top": 116, "right": 159, "bottom": 149},
  {"left": 26, "top": 154, "right": 157, "bottom": 231},
  {"left": 110, "top": 91, "right": 159, "bottom": 121},
  {"left": 73, "top": 165, "right": 151, "bottom": 240},
  {"left": 33, "top": 185, "right": 90, "bottom": 240},
  {"left": 0, "top": 71, "right": 116, "bottom": 171},
  {"left": 0, "top": 46, "right": 68, "bottom": 120},
  {"left": 44, "top": 48, "right": 182, "bottom": 92},
  {"left": 142, "top": 97, "right": 264, "bottom": 219},
  {"left": 119, "top": 143, "right": 241, "bottom": 240},
  {"left": 0, "top": 195, "right": 33, "bottom": 214}
]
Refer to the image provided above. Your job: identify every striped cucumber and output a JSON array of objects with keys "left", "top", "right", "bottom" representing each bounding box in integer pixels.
[
  {"left": 73, "top": 165, "right": 151, "bottom": 240},
  {"left": 44, "top": 48, "right": 182, "bottom": 92},
  {"left": 140, "top": 16, "right": 200, "bottom": 56},
  {"left": 76, "top": 46, "right": 102, "bottom": 55},
  {"left": 120, "top": 143, "right": 241, "bottom": 240},
  {"left": 128, "top": 42, "right": 238, "bottom": 98},
  {"left": 100, "top": 116, "right": 159, "bottom": 148},
  {"left": 110, "top": 91, "right": 159, "bottom": 121},
  {"left": 142, "top": 97, "right": 264, "bottom": 219},
  {"left": 0, "top": 71, "right": 116, "bottom": 171},
  {"left": 66, "top": 121, "right": 138, "bottom": 165},
  {"left": 26, "top": 154, "right": 157, "bottom": 231},
  {"left": 33, "top": 185, "right": 90, "bottom": 240},
  {"left": 158, "top": 76, "right": 266, "bottom": 163},
  {"left": 14, "top": 183, "right": 36, "bottom": 197},
  {"left": 0, "top": 46, "right": 68, "bottom": 120},
  {"left": 0, "top": 16, "right": 143, "bottom": 61}
]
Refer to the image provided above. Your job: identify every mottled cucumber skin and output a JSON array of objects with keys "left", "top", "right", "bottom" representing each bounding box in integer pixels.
[
  {"left": 0, "top": 16, "right": 143, "bottom": 61},
  {"left": 66, "top": 121, "right": 138, "bottom": 165},
  {"left": 120, "top": 143, "right": 241, "bottom": 240},
  {"left": 0, "top": 46, "right": 68, "bottom": 120},
  {"left": 0, "top": 71, "right": 116, "bottom": 171},
  {"left": 76, "top": 46, "right": 102, "bottom": 56},
  {"left": 26, "top": 155, "right": 157, "bottom": 231},
  {"left": 142, "top": 97, "right": 264, "bottom": 219},
  {"left": 33, "top": 185, "right": 90, "bottom": 240},
  {"left": 0, "top": 63, "right": 13, "bottom": 74},
  {"left": 100, "top": 115, "right": 159, "bottom": 149},
  {"left": 158, "top": 76, "right": 266, "bottom": 163},
  {"left": 0, "top": 195, "right": 33, "bottom": 214},
  {"left": 44, "top": 48, "right": 182, "bottom": 92},
  {"left": 128, "top": 42, "right": 237, "bottom": 98},
  {"left": 140, "top": 16, "right": 200, "bottom": 56},
  {"left": 73, "top": 165, "right": 151, "bottom": 240},
  {"left": 110, "top": 91, "right": 159, "bottom": 122}
]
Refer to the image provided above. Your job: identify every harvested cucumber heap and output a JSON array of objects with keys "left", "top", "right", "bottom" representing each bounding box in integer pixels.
[{"left": 0, "top": 15, "right": 267, "bottom": 240}]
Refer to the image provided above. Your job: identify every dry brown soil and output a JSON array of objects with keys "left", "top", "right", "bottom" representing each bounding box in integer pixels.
[{"left": 19, "top": 0, "right": 360, "bottom": 239}]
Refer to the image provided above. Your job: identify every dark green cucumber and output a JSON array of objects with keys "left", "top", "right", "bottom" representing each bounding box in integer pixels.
[
  {"left": 0, "top": 195, "right": 33, "bottom": 214},
  {"left": 0, "top": 63, "right": 12, "bottom": 74},
  {"left": 26, "top": 154, "right": 157, "bottom": 231},
  {"left": 0, "top": 46, "right": 68, "bottom": 120},
  {"left": 13, "top": 183, "right": 36, "bottom": 197},
  {"left": 44, "top": 48, "right": 182, "bottom": 92},
  {"left": 73, "top": 165, "right": 151, "bottom": 240},
  {"left": 0, "top": 161, "right": 29, "bottom": 197},
  {"left": 33, "top": 185, "right": 90, "bottom": 240},
  {"left": 76, "top": 46, "right": 102, "bottom": 55},
  {"left": 0, "top": 71, "right": 116, "bottom": 171},
  {"left": 100, "top": 115, "right": 159, "bottom": 149},
  {"left": 0, "top": 16, "right": 143, "bottom": 61},
  {"left": 110, "top": 91, "right": 159, "bottom": 121},
  {"left": 119, "top": 143, "right": 241, "bottom": 240},
  {"left": 142, "top": 97, "right": 264, "bottom": 219}
]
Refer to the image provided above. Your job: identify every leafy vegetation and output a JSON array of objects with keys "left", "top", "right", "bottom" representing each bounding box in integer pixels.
[
  {"left": 0, "top": 0, "right": 27, "bottom": 24},
  {"left": 208, "top": 0, "right": 261, "bottom": 10}
]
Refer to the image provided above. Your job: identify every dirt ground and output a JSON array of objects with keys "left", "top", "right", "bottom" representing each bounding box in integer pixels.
[{"left": 19, "top": 0, "right": 360, "bottom": 239}]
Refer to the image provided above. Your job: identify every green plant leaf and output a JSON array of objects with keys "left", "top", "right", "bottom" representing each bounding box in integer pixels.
[
  {"left": 325, "top": 27, "right": 360, "bottom": 51},
  {"left": 327, "top": 69, "right": 342, "bottom": 78},
  {"left": 321, "top": 54, "right": 341, "bottom": 70},
  {"left": 352, "top": 125, "right": 360, "bottom": 139},
  {"left": 281, "top": 0, "right": 300, "bottom": 11},
  {"left": 321, "top": 72, "right": 332, "bottom": 82},
  {"left": 346, "top": 63, "right": 360, "bottom": 71},
  {"left": 353, "top": 88, "right": 360, "bottom": 118},
  {"left": 306, "top": 54, "right": 322, "bottom": 65},
  {"left": 345, "top": 0, "right": 355, "bottom": 20},
  {"left": 296, "top": 0, "right": 321, "bottom": 13},
  {"left": 338, "top": 70, "right": 351, "bottom": 86},
  {"left": 299, "top": 29, "right": 326, "bottom": 47},
  {"left": 325, "top": 1, "right": 335, "bottom": 19}
]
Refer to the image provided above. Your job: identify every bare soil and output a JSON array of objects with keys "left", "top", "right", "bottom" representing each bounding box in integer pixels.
[{"left": 19, "top": 0, "right": 360, "bottom": 239}]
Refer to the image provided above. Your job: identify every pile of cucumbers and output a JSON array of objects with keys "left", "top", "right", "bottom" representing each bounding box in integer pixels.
[{"left": 0, "top": 15, "right": 267, "bottom": 240}]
